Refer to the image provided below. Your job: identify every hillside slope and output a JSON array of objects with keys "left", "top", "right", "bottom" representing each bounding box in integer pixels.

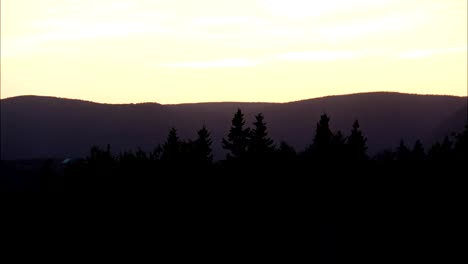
[{"left": 1, "top": 92, "right": 466, "bottom": 160}]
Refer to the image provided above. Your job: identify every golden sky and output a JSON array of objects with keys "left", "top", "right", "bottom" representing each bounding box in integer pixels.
[{"left": 1, "top": 0, "right": 467, "bottom": 103}]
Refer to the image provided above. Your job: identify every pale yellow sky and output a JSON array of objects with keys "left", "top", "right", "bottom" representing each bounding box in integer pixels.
[{"left": 1, "top": 0, "right": 467, "bottom": 103}]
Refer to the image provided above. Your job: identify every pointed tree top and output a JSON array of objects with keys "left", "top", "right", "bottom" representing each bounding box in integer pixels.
[{"left": 353, "top": 120, "right": 360, "bottom": 130}]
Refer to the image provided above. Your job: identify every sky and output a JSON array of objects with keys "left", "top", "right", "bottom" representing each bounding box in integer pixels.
[{"left": 1, "top": 0, "right": 467, "bottom": 104}]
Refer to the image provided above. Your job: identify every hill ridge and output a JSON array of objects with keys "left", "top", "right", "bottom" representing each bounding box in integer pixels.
[
  {"left": 2, "top": 91, "right": 465, "bottom": 106},
  {"left": 2, "top": 92, "right": 466, "bottom": 160}
]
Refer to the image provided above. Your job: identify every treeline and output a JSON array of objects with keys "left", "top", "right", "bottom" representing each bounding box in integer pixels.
[
  {"left": 85, "top": 109, "right": 466, "bottom": 162},
  {"left": 11, "top": 109, "right": 465, "bottom": 264},
  {"left": 60, "top": 109, "right": 468, "bottom": 178},
  {"left": 5, "top": 108, "right": 464, "bottom": 193}
]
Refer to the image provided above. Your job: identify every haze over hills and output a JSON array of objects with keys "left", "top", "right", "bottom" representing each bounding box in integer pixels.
[{"left": 1, "top": 92, "right": 466, "bottom": 160}]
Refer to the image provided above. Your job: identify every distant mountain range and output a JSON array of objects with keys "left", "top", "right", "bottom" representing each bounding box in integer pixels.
[{"left": 1, "top": 92, "right": 466, "bottom": 160}]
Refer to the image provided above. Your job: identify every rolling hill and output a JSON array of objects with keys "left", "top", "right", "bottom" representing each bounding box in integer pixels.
[{"left": 1, "top": 92, "right": 466, "bottom": 160}]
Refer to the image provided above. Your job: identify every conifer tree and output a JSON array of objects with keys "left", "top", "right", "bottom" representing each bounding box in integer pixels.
[
  {"left": 277, "top": 141, "right": 296, "bottom": 158},
  {"left": 193, "top": 125, "right": 213, "bottom": 164},
  {"left": 161, "top": 127, "right": 182, "bottom": 163},
  {"left": 412, "top": 140, "right": 425, "bottom": 162},
  {"left": 249, "top": 113, "right": 275, "bottom": 159},
  {"left": 428, "top": 136, "right": 452, "bottom": 162},
  {"left": 88, "top": 144, "right": 114, "bottom": 167},
  {"left": 87, "top": 144, "right": 114, "bottom": 185},
  {"left": 273, "top": 141, "right": 297, "bottom": 169},
  {"left": 310, "top": 114, "right": 333, "bottom": 160},
  {"left": 222, "top": 109, "right": 250, "bottom": 160},
  {"left": 347, "top": 120, "right": 368, "bottom": 161}
]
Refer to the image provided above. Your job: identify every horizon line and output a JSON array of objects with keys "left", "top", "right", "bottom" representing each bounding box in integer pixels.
[{"left": 1, "top": 91, "right": 467, "bottom": 106}]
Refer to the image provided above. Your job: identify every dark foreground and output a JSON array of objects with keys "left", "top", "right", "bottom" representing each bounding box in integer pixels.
[{"left": 1, "top": 160, "right": 464, "bottom": 263}]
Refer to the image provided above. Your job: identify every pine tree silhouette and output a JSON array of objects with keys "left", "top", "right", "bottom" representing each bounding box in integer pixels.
[
  {"left": 161, "top": 128, "right": 182, "bottom": 164},
  {"left": 428, "top": 136, "right": 452, "bottom": 163},
  {"left": 222, "top": 109, "right": 250, "bottom": 161},
  {"left": 276, "top": 141, "right": 296, "bottom": 159},
  {"left": 278, "top": 141, "right": 296, "bottom": 154},
  {"left": 275, "top": 141, "right": 297, "bottom": 169},
  {"left": 249, "top": 113, "right": 275, "bottom": 160},
  {"left": 347, "top": 120, "right": 368, "bottom": 161},
  {"left": 193, "top": 126, "right": 213, "bottom": 165},
  {"left": 86, "top": 144, "right": 115, "bottom": 190},
  {"left": 88, "top": 144, "right": 114, "bottom": 167},
  {"left": 310, "top": 114, "right": 333, "bottom": 161}
]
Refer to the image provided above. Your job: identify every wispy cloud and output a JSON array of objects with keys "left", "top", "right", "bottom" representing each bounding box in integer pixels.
[{"left": 2, "top": 7, "right": 174, "bottom": 57}]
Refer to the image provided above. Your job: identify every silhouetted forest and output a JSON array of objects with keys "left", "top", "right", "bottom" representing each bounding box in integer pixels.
[
  {"left": 3, "top": 93, "right": 466, "bottom": 160},
  {"left": 2, "top": 109, "right": 464, "bottom": 192},
  {"left": 2, "top": 109, "right": 466, "bottom": 263}
]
